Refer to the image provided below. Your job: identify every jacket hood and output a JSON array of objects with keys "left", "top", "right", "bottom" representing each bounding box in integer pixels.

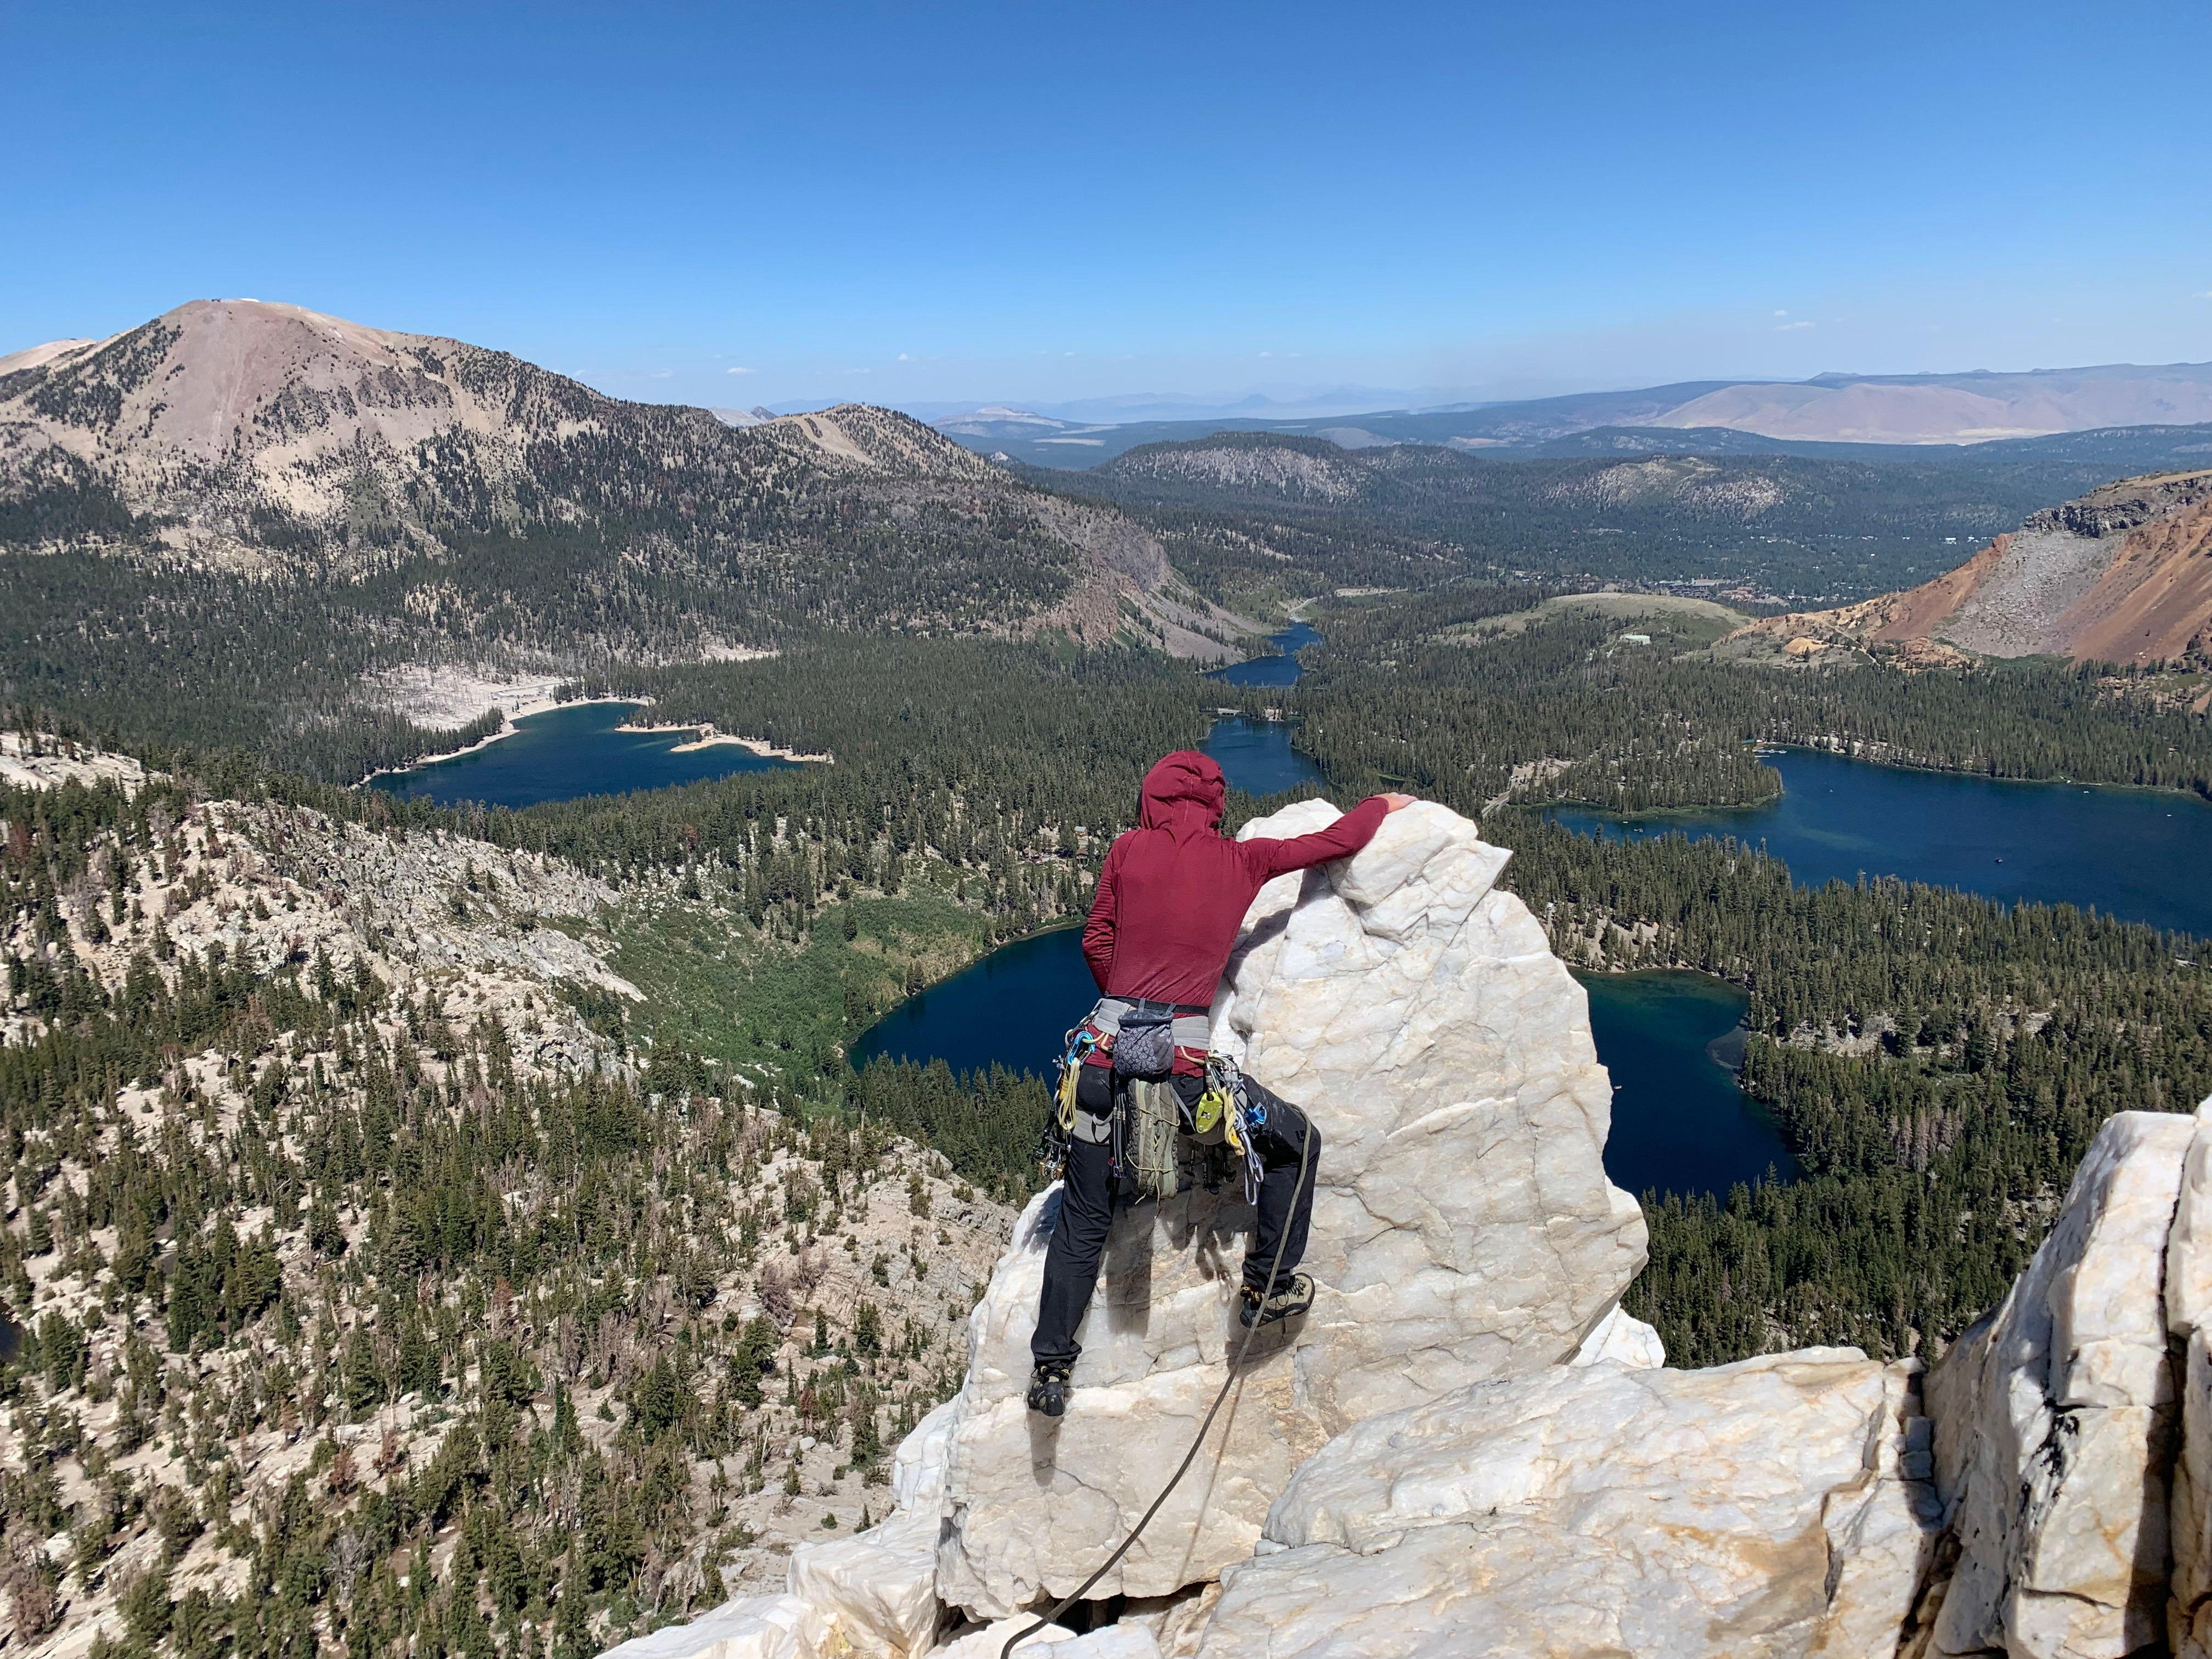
[{"left": 1138, "top": 751, "right": 1226, "bottom": 836}]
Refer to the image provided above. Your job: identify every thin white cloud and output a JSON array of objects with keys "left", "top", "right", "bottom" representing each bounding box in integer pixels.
[
  {"left": 726, "top": 365, "right": 756, "bottom": 375},
  {"left": 898, "top": 352, "right": 912, "bottom": 361},
  {"left": 1775, "top": 320, "right": 1815, "bottom": 331},
  {"left": 2198, "top": 290, "right": 2212, "bottom": 300},
  {"left": 1774, "top": 309, "right": 1788, "bottom": 317}
]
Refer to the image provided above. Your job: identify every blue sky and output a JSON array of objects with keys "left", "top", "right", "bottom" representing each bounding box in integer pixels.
[{"left": 5, "top": 1, "right": 2208, "bottom": 414}]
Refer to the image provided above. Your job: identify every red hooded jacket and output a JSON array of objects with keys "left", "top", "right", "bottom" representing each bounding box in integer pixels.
[{"left": 1081, "top": 751, "right": 1389, "bottom": 1012}]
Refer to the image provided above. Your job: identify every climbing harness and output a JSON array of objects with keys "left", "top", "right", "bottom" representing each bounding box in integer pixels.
[{"left": 1000, "top": 1105, "right": 1312, "bottom": 1659}]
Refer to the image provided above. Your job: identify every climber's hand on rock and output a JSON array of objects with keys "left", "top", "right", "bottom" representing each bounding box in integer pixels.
[{"left": 1379, "top": 793, "right": 1419, "bottom": 813}]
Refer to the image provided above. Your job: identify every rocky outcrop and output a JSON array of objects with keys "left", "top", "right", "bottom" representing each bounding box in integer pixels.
[
  {"left": 2168, "top": 1114, "right": 2212, "bottom": 1659},
  {"left": 1198, "top": 1351, "right": 1937, "bottom": 1658},
  {"left": 598, "top": 1595, "right": 827, "bottom": 1659},
  {"left": 603, "top": 786, "right": 2212, "bottom": 1659},
  {"left": 1572, "top": 1301, "right": 1668, "bottom": 1369},
  {"left": 0, "top": 729, "right": 149, "bottom": 794},
  {"left": 1923, "top": 1110, "right": 2196, "bottom": 1659},
  {"left": 782, "top": 1410, "right": 958, "bottom": 1658},
  {"left": 932, "top": 801, "right": 1647, "bottom": 1616}
]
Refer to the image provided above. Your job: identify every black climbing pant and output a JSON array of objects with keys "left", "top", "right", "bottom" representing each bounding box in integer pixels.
[{"left": 1031, "top": 1067, "right": 1321, "bottom": 1367}]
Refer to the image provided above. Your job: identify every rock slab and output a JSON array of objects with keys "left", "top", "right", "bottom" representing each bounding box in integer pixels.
[
  {"left": 595, "top": 1595, "right": 826, "bottom": 1659},
  {"left": 934, "top": 802, "right": 1647, "bottom": 1616},
  {"left": 1191, "top": 1349, "right": 1937, "bottom": 1659},
  {"left": 1925, "top": 1109, "right": 2197, "bottom": 1659},
  {"left": 2170, "top": 1102, "right": 2212, "bottom": 1659}
]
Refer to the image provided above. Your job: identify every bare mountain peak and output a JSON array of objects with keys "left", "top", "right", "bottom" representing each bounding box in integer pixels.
[
  {"left": 0, "top": 336, "right": 105, "bottom": 379},
  {"left": 0, "top": 302, "right": 994, "bottom": 570},
  {"left": 0, "top": 300, "right": 1245, "bottom": 659}
]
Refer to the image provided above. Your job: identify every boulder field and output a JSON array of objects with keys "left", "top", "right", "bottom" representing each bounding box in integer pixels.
[{"left": 600, "top": 801, "right": 2212, "bottom": 1659}]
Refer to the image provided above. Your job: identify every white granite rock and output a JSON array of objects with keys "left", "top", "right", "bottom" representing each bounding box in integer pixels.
[
  {"left": 894, "top": 1399, "right": 960, "bottom": 1515},
  {"left": 787, "top": 1509, "right": 941, "bottom": 1658},
  {"left": 930, "top": 1617, "right": 1075, "bottom": 1659},
  {"left": 1192, "top": 1350, "right": 1937, "bottom": 1659},
  {"left": 2167, "top": 1098, "right": 2212, "bottom": 1659},
  {"left": 1034, "top": 1629, "right": 1161, "bottom": 1659},
  {"left": 1570, "top": 1302, "right": 1666, "bottom": 1369},
  {"left": 1925, "top": 1109, "right": 2197, "bottom": 1659},
  {"left": 933, "top": 802, "right": 1647, "bottom": 1617},
  {"left": 596, "top": 1594, "right": 826, "bottom": 1659}
]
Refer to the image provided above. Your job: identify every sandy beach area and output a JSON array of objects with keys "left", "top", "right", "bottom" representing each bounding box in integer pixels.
[{"left": 614, "top": 720, "right": 832, "bottom": 764}]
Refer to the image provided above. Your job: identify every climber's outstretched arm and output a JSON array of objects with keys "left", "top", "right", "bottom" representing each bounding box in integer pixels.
[{"left": 1238, "top": 792, "right": 1415, "bottom": 882}]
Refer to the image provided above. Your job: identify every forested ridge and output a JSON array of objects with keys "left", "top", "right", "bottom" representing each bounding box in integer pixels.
[
  {"left": 0, "top": 734, "right": 1078, "bottom": 1659},
  {"left": 1488, "top": 816, "right": 2212, "bottom": 1365},
  {"left": 1291, "top": 588, "right": 2212, "bottom": 810},
  {"left": 1279, "top": 586, "right": 2212, "bottom": 1360}
]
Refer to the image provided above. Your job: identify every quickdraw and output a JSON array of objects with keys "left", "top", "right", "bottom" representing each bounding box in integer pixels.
[
  {"left": 1037, "top": 1026, "right": 1102, "bottom": 1181},
  {"left": 1204, "top": 1053, "right": 1267, "bottom": 1206}
]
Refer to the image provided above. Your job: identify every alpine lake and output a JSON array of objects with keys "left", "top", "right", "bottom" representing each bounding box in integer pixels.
[
  {"left": 370, "top": 699, "right": 801, "bottom": 809},
  {"left": 372, "top": 627, "right": 2212, "bottom": 1199}
]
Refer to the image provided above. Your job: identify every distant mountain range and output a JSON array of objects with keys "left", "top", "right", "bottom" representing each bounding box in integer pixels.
[
  {"left": 1022, "top": 426, "right": 2212, "bottom": 600},
  {"left": 928, "top": 363, "right": 2212, "bottom": 469},
  {"left": 0, "top": 298, "right": 1253, "bottom": 660}
]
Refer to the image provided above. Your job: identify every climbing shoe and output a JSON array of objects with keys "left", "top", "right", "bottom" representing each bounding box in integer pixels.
[
  {"left": 1026, "top": 1361, "right": 1072, "bottom": 1417},
  {"left": 1239, "top": 1273, "right": 1314, "bottom": 1329}
]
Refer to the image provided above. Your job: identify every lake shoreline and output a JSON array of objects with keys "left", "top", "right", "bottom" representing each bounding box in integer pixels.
[
  {"left": 1546, "top": 746, "right": 2212, "bottom": 939},
  {"left": 614, "top": 720, "right": 832, "bottom": 764},
  {"left": 358, "top": 695, "right": 645, "bottom": 786},
  {"left": 1534, "top": 740, "right": 2211, "bottom": 826}
]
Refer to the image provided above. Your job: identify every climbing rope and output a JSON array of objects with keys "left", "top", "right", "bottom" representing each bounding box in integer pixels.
[{"left": 998, "top": 1122, "right": 1313, "bottom": 1659}]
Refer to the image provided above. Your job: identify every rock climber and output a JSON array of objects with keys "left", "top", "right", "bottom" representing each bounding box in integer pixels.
[{"left": 1027, "top": 749, "right": 1415, "bottom": 1417}]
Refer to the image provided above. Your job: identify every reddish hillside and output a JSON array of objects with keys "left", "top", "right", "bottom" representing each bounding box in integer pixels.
[
  {"left": 1733, "top": 471, "right": 2212, "bottom": 667},
  {"left": 2058, "top": 488, "right": 2212, "bottom": 663}
]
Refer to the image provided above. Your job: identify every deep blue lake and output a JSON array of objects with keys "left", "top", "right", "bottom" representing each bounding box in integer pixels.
[
  {"left": 1209, "top": 620, "right": 1323, "bottom": 689},
  {"left": 1547, "top": 747, "right": 2212, "bottom": 939},
  {"left": 1204, "top": 718, "right": 1322, "bottom": 795},
  {"left": 1202, "top": 620, "right": 1325, "bottom": 794},
  {"left": 1575, "top": 969, "right": 1791, "bottom": 1197},
  {"left": 850, "top": 927, "right": 1101, "bottom": 1080},
  {"left": 851, "top": 927, "right": 1774, "bottom": 1199},
  {"left": 372, "top": 701, "right": 800, "bottom": 808}
]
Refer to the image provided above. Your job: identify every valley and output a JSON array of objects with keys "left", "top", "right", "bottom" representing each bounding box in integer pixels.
[{"left": 3, "top": 300, "right": 2210, "bottom": 1659}]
